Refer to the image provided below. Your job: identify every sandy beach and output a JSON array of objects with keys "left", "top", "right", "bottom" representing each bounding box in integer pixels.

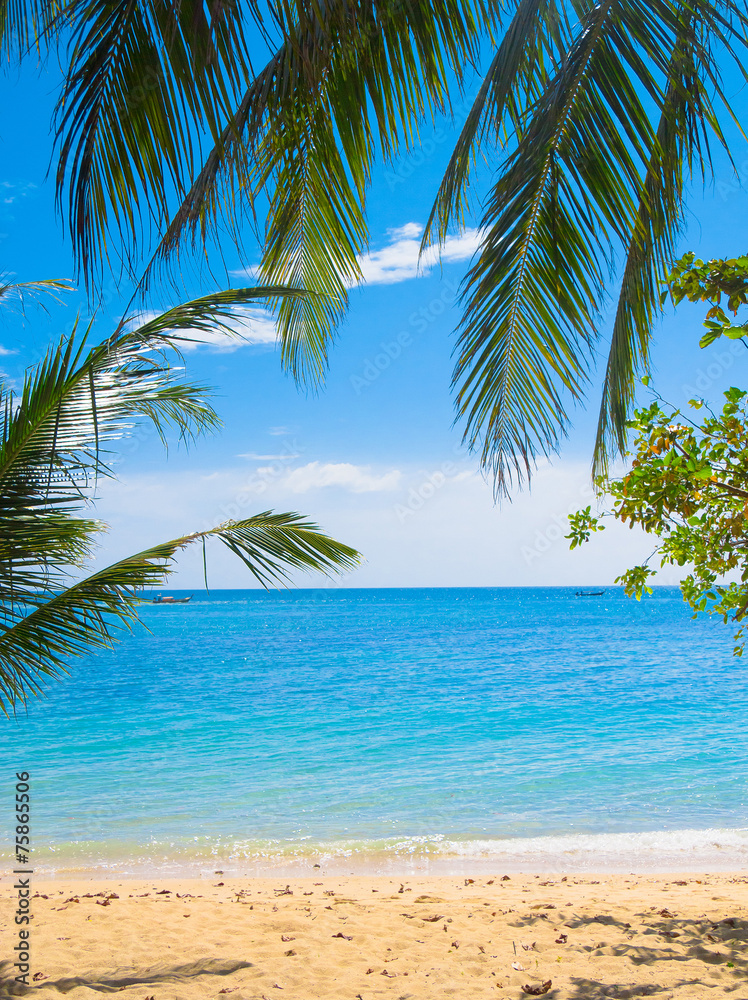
[{"left": 3, "top": 872, "right": 748, "bottom": 998}]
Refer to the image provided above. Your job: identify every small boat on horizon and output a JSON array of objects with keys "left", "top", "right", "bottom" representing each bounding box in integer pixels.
[
  {"left": 575, "top": 589, "right": 606, "bottom": 597},
  {"left": 152, "top": 594, "right": 193, "bottom": 605}
]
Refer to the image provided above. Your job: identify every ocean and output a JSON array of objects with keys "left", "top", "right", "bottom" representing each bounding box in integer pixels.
[{"left": 2, "top": 586, "right": 748, "bottom": 877}]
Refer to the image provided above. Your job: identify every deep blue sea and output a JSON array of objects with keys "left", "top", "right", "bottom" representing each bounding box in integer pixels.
[{"left": 2, "top": 587, "right": 748, "bottom": 876}]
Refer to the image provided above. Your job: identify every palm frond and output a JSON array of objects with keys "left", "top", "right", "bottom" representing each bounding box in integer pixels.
[
  {"left": 0, "top": 278, "right": 361, "bottom": 715},
  {"left": 122, "top": 283, "right": 309, "bottom": 350},
  {"left": 0, "top": 511, "right": 361, "bottom": 715},
  {"left": 0, "top": 511, "right": 102, "bottom": 624},
  {"left": 53, "top": 0, "right": 254, "bottom": 280},
  {"left": 135, "top": 0, "right": 497, "bottom": 381},
  {"left": 205, "top": 509, "right": 361, "bottom": 586},
  {"left": 454, "top": 0, "right": 748, "bottom": 495},
  {"left": 421, "top": 0, "right": 569, "bottom": 250},
  {"left": 0, "top": 0, "right": 59, "bottom": 59},
  {"left": 0, "top": 321, "right": 219, "bottom": 509},
  {"left": 256, "top": 111, "right": 366, "bottom": 383},
  {"left": 592, "top": 19, "right": 728, "bottom": 474},
  {"left": 0, "top": 280, "right": 307, "bottom": 506},
  {"left": 0, "top": 277, "right": 73, "bottom": 313}
]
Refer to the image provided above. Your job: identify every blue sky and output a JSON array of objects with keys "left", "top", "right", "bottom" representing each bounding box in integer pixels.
[{"left": 3, "top": 57, "right": 748, "bottom": 588}]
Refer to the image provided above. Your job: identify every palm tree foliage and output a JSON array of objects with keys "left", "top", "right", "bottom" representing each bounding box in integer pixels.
[
  {"left": 4, "top": 0, "right": 748, "bottom": 491},
  {"left": 0, "top": 287, "right": 360, "bottom": 715}
]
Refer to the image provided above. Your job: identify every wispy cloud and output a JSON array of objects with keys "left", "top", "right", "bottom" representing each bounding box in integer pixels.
[
  {"left": 0, "top": 181, "right": 37, "bottom": 217},
  {"left": 93, "top": 458, "right": 658, "bottom": 589},
  {"left": 281, "top": 461, "right": 402, "bottom": 494},
  {"left": 355, "top": 223, "right": 482, "bottom": 285},
  {"left": 238, "top": 451, "right": 301, "bottom": 461},
  {"left": 230, "top": 222, "right": 484, "bottom": 289},
  {"left": 0, "top": 346, "right": 17, "bottom": 356},
  {"left": 128, "top": 306, "right": 279, "bottom": 353}
]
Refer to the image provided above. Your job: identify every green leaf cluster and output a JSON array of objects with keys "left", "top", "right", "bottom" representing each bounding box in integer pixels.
[
  {"left": 667, "top": 252, "right": 748, "bottom": 347},
  {"left": 566, "top": 505, "right": 605, "bottom": 550},
  {"left": 571, "top": 389, "right": 748, "bottom": 655}
]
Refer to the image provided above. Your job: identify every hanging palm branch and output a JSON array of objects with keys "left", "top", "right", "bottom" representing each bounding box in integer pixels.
[
  {"left": 592, "top": 3, "right": 736, "bottom": 474},
  {"left": 52, "top": 0, "right": 496, "bottom": 378},
  {"left": 450, "top": 0, "right": 748, "bottom": 493},
  {"left": 0, "top": 0, "right": 59, "bottom": 59},
  {"left": 0, "top": 282, "right": 361, "bottom": 715},
  {"left": 53, "top": 0, "right": 255, "bottom": 279},
  {"left": 8, "top": 0, "right": 748, "bottom": 490},
  {"left": 0, "top": 277, "right": 73, "bottom": 308},
  {"left": 0, "top": 513, "right": 359, "bottom": 714}
]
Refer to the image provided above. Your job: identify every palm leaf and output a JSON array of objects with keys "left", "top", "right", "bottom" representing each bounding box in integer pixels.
[
  {"left": 0, "top": 321, "right": 219, "bottom": 506},
  {"left": 0, "top": 276, "right": 361, "bottom": 715},
  {"left": 121, "top": 283, "right": 309, "bottom": 344},
  {"left": 0, "top": 276, "right": 73, "bottom": 312},
  {"left": 593, "top": 2, "right": 745, "bottom": 473},
  {"left": 255, "top": 109, "right": 367, "bottom": 383},
  {"left": 53, "top": 0, "right": 254, "bottom": 279},
  {"left": 0, "top": 0, "right": 58, "bottom": 59},
  {"left": 133, "top": 0, "right": 497, "bottom": 381},
  {"left": 421, "top": 0, "right": 569, "bottom": 250},
  {"left": 0, "top": 511, "right": 361, "bottom": 714},
  {"left": 454, "top": 0, "right": 748, "bottom": 495},
  {"left": 0, "top": 281, "right": 306, "bottom": 512}
]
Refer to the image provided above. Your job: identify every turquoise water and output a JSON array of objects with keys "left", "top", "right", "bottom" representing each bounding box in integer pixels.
[{"left": 2, "top": 587, "right": 748, "bottom": 875}]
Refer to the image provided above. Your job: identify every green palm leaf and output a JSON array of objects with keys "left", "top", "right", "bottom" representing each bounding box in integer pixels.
[
  {"left": 0, "top": 0, "right": 58, "bottom": 59},
  {"left": 422, "top": 0, "right": 569, "bottom": 249},
  {"left": 0, "top": 277, "right": 362, "bottom": 714},
  {"left": 0, "top": 321, "right": 219, "bottom": 503},
  {"left": 53, "top": 0, "right": 253, "bottom": 279},
  {"left": 593, "top": 4, "right": 741, "bottom": 473},
  {"left": 131, "top": 0, "right": 495, "bottom": 381},
  {"left": 0, "top": 281, "right": 305, "bottom": 509},
  {"left": 12, "top": 0, "right": 748, "bottom": 492},
  {"left": 0, "top": 276, "right": 73, "bottom": 314},
  {"left": 454, "top": 0, "right": 747, "bottom": 494},
  {"left": 0, "top": 512, "right": 360, "bottom": 714}
]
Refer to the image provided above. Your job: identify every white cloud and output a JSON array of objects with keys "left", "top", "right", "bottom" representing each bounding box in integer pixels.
[
  {"left": 0, "top": 181, "right": 36, "bottom": 193},
  {"left": 127, "top": 306, "right": 279, "bottom": 352},
  {"left": 229, "top": 222, "right": 483, "bottom": 290},
  {"left": 0, "top": 345, "right": 16, "bottom": 356},
  {"left": 283, "top": 462, "right": 402, "bottom": 494},
  {"left": 90, "top": 457, "right": 673, "bottom": 590},
  {"left": 234, "top": 264, "right": 262, "bottom": 280},
  {"left": 354, "top": 224, "right": 483, "bottom": 285}
]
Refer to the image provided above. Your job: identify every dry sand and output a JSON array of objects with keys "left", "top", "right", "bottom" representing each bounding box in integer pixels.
[{"left": 2, "top": 873, "right": 748, "bottom": 999}]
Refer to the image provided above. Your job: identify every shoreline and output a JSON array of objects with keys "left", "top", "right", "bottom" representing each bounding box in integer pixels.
[
  {"left": 11, "top": 855, "right": 748, "bottom": 881},
  {"left": 8, "top": 825, "right": 748, "bottom": 881},
  {"left": 4, "top": 872, "right": 747, "bottom": 998}
]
